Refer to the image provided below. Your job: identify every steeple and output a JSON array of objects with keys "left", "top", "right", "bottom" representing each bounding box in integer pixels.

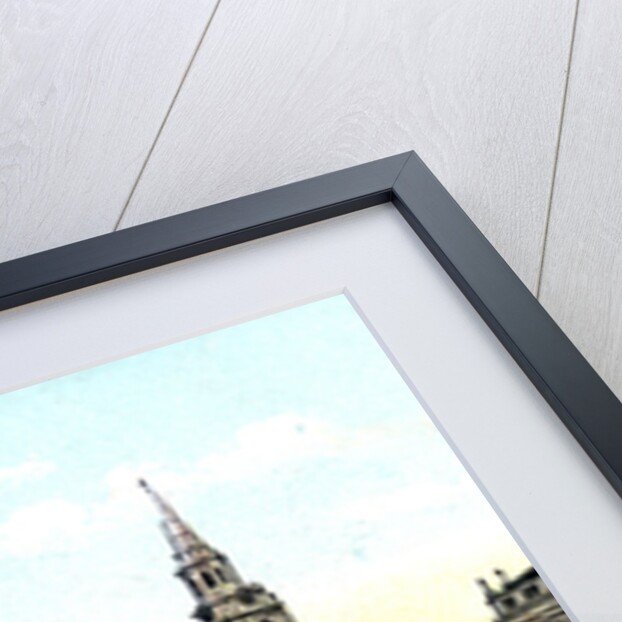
[
  {"left": 138, "top": 478, "right": 222, "bottom": 569},
  {"left": 139, "top": 479, "right": 298, "bottom": 622}
]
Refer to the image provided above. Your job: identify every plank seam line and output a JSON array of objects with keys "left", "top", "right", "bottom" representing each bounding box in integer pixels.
[
  {"left": 535, "top": 0, "right": 581, "bottom": 299},
  {"left": 113, "top": 0, "right": 225, "bottom": 232}
]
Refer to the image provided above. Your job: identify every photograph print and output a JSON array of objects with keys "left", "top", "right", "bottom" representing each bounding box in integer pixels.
[{"left": 0, "top": 295, "right": 570, "bottom": 622}]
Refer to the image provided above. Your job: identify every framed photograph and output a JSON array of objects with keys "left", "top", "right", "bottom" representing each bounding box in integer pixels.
[{"left": 1, "top": 152, "right": 620, "bottom": 621}]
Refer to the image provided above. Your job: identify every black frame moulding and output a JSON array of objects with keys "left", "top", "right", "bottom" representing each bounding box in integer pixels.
[{"left": 1, "top": 150, "right": 621, "bottom": 499}]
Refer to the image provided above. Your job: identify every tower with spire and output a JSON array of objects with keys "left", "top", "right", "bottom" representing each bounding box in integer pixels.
[{"left": 139, "top": 479, "right": 299, "bottom": 622}]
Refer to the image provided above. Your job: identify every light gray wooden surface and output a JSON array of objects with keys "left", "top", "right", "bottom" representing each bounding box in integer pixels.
[
  {"left": 539, "top": 0, "right": 622, "bottom": 399},
  {"left": 2, "top": 0, "right": 621, "bottom": 401},
  {"left": 0, "top": 0, "right": 217, "bottom": 261},
  {"left": 118, "top": 0, "right": 576, "bottom": 290}
]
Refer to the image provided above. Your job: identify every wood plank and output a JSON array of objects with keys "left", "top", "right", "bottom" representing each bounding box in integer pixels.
[
  {"left": 0, "top": 0, "right": 217, "bottom": 261},
  {"left": 539, "top": 0, "right": 622, "bottom": 399},
  {"left": 119, "top": 0, "right": 576, "bottom": 290}
]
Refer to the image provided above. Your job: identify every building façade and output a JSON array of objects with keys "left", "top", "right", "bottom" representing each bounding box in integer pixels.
[{"left": 477, "top": 567, "right": 570, "bottom": 622}]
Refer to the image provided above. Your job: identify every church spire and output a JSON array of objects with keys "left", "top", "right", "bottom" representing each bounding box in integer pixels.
[
  {"left": 138, "top": 478, "right": 212, "bottom": 564},
  {"left": 140, "top": 478, "right": 299, "bottom": 622}
]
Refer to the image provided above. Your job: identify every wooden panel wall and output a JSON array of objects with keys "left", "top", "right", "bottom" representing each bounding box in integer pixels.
[
  {"left": 539, "top": 0, "right": 622, "bottom": 399},
  {"left": 0, "top": 0, "right": 217, "bottom": 261},
  {"left": 4, "top": 0, "right": 621, "bottom": 402},
  {"left": 118, "top": 0, "right": 576, "bottom": 290}
]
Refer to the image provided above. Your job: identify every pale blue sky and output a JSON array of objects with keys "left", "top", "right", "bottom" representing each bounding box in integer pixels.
[{"left": 0, "top": 295, "right": 528, "bottom": 622}]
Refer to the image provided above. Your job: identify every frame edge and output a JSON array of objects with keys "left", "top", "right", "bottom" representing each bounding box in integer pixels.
[
  {"left": 2, "top": 150, "right": 621, "bottom": 504},
  {"left": 392, "top": 151, "right": 622, "bottom": 499},
  {"left": 0, "top": 152, "right": 411, "bottom": 311}
]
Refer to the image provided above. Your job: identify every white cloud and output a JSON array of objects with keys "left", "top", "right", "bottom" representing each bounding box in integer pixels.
[
  {"left": 0, "top": 499, "right": 88, "bottom": 557},
  {"left": 0, "top": 459, "right": 56, "bottom": 485},
  {"left": 0, "top": 468, "right": 158, "bottom": 558},
  {"left": 40, "top": 412, "right": 367, "bottom": 541},
  {"left": 189, "top": 411, "right": 415, "bottom": 487},
  {"left": 121, "top": 412, "right": 362, "bottom": 499},
  {"left": 96, "top": 413, "right": 420, "bottom": 517},
  {"left": 0, "top": 413, "right": 417, "bottom": 558},
  {"left": 331, "top": 479, "right": 475, "bottom": 522},
  {"left": 195, "top": 412, "right": 345, "bottom": 482}
]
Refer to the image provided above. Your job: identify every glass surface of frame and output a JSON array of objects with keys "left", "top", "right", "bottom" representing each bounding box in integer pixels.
[{"left": 1, "top": 204, "right": 620, "bottom": 620}]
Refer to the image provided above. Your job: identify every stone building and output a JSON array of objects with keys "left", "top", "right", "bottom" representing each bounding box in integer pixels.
[
  {"left": 140, "top": 479, "right": 298, "bottom": 622},
  {"left": 476, "top": 567, "right": 570, "bottom": 622}
]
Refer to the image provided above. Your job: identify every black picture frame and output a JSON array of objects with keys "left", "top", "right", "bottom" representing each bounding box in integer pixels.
[{"left": 1, "top": 150, "right": 621, "bottom": 500}]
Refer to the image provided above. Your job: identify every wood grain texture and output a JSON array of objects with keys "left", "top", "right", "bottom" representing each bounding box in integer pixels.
[
  {"left": 119, "top": 0, "right": 576, "bottom": 290},
  {"left": 0, "top": 0, "right": 217, "bottom": 262},
  {"left": 539, "top": 1, "right": 622, "bottom": 399}
]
